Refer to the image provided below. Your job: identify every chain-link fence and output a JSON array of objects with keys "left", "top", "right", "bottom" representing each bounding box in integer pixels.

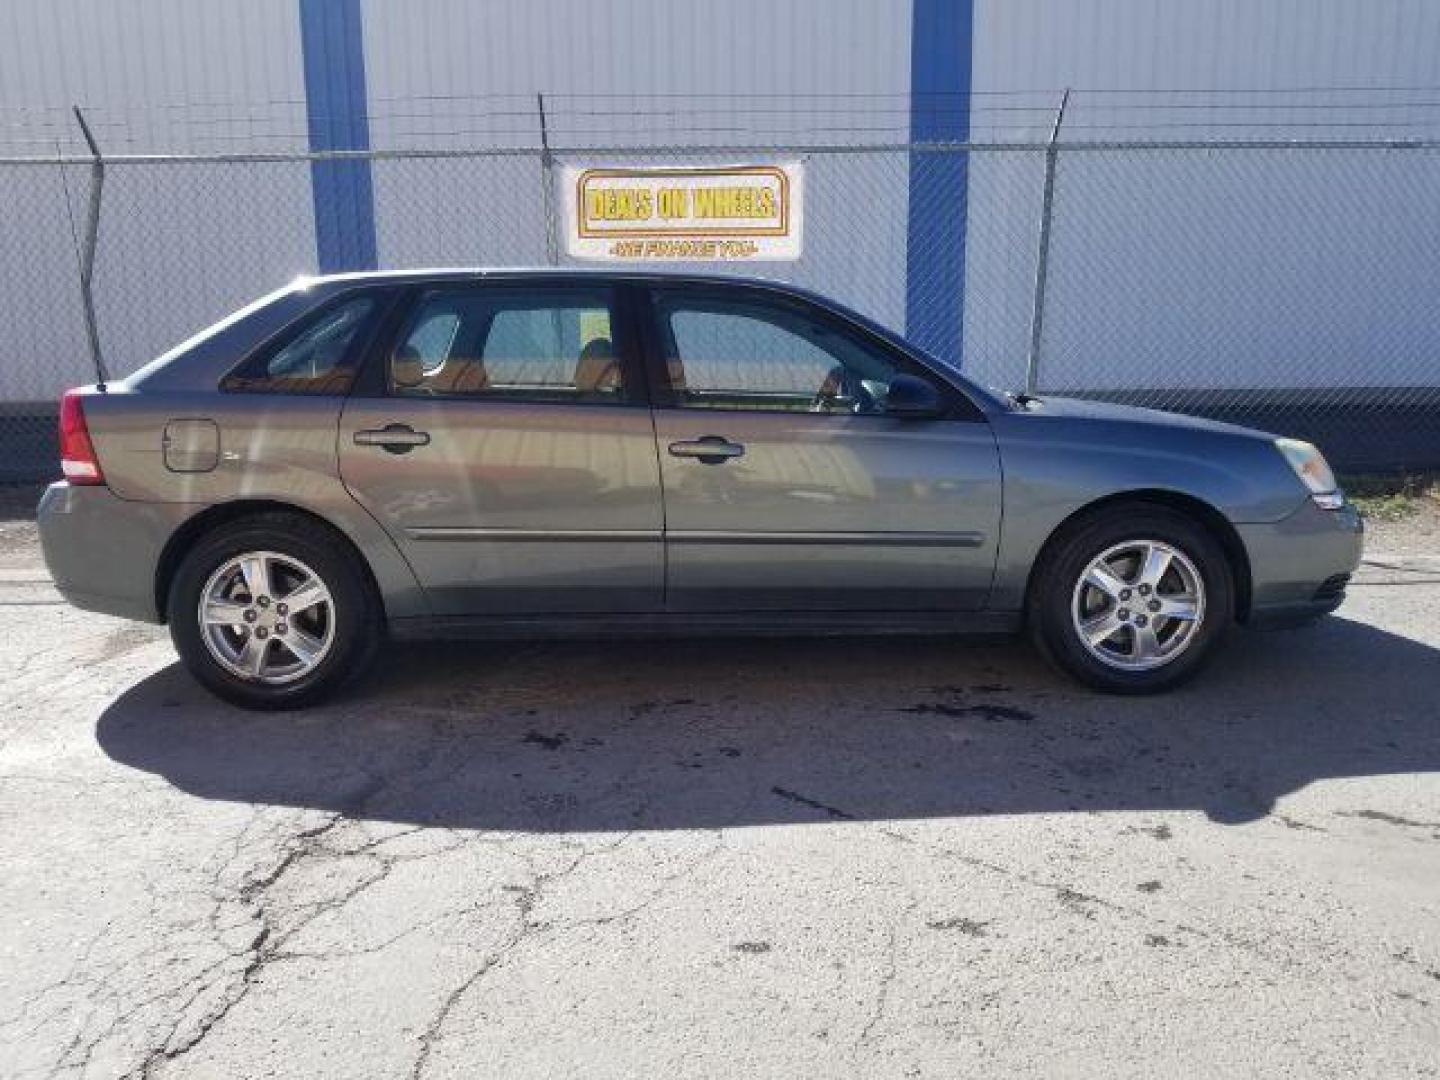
[{"left": 2, "top": 126, "right": 1439, "bottom": 480}]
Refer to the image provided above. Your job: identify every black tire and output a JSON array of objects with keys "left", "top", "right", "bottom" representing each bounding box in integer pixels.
[
  {"left": 1026, "top": 504, "right": 1235, "bottom": 694},
  {"left": 166, "top": 512, "right": 381, "bottom": 710}
]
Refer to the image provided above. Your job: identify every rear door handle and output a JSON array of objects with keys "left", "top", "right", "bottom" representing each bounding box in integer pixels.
[
  {"left": 354, "top": 423, "right": 430, "bottom": 454},
  {"left": 667, "top": 435, "right": 745, "bottom": 465}
]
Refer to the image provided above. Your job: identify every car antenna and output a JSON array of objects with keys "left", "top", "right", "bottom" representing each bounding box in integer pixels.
[{"left": 61, "top": 105, "right": 109, "bottom": 392}]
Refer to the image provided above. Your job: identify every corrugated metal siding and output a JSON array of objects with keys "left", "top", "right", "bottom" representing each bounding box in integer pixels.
[
  {"left": 962, "top": 0, "right": 1440, "bottom": 392},
  {"left": 1, "top": 0, "right": 309, "bottom": 154},
  {"left": 360, "top": 0, "right": 916, "bottom": 328},
  {"left": 361, "top": 0, "right": 910, "bottom": 102},
  {"left": 974, "top": 0, "right": 1440, "bottom": 96},
  {"left": 360, "top": 0, "right": 913, "bottom": 152},
  {"left": 0, "top": 0, "right": 314, "bottom": 393},
  {"left": 2, "top": 0, "right": 1438, "bottom": 400}
]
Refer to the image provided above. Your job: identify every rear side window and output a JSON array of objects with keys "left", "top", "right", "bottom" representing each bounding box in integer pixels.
[
  {"left": 223, "top": 293, "right": 384, "bottom": 394},
  {"left": 390, "top": 286, "right": 625, "bottom": 403}
]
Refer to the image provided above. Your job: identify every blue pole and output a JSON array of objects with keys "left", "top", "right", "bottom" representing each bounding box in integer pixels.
[
  {"left": 906, "top": 0, "right": 973, "bottom": 367},
  {"left": 299, "top": 0, "right": 377, "bottom": 272}
]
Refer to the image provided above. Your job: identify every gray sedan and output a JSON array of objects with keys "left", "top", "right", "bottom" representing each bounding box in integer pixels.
[{"left": 38, "top": 270, "right": 1362, "bottom": 708}]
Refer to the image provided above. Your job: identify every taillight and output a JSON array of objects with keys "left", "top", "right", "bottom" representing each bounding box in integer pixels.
[{"left": 59, "top": 389, "right": 104, "bottom": 485}]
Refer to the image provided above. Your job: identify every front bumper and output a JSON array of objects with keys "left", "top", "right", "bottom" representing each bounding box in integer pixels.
[
  {"left": 1236, "top": 498, "right": 1364, "bottom": 628},
  {"left": 37, "top": 483, "right": 200, "bottom": 623}
]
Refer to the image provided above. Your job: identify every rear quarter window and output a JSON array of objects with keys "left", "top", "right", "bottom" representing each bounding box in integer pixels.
[{"left": 222, "top": 292, "right": 388, "bottom": 395}]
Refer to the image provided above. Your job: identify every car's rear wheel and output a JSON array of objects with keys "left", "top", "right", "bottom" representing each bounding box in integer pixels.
[
  {"left": 167, "top": 513, "right": 380, "bottom": 709},
  {"left": 1028, "top": 506, "right": 1234, "bottom": 694}
]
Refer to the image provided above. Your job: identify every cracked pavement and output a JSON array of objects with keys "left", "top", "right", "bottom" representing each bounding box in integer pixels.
[{"left": 1, "top": 507, "right": 1438, "bottom": 1078}]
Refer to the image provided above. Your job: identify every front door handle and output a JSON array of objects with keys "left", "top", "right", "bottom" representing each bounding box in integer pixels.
[
  {"left": 354, "top": 423, "right": 431, "bottom": 454},
  {"left": 668, "top": 435, "right": 745, "bottom": 465}
]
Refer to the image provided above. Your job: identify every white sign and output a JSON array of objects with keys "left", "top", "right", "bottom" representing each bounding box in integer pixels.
[{"left": 563, "top": 163, "right": 803, "bottom": 262}]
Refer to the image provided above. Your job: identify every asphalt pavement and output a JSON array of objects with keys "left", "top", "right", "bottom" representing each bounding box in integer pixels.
[{"left": 1, "top": 506, "right": 1437, "bottom": 1079}]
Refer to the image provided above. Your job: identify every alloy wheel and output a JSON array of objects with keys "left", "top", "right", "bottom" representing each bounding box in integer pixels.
[
  {"left": 197, "top": 550, "right": 336, "bottom": 684},
  {"left": 1070, "top": 539, "right": 1205, "bottom": 671}
]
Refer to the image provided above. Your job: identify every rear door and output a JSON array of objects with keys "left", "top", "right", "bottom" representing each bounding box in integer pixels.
[
  {"left": 338, "top": 280, "right": 664, "bottom": 616},
  {"left": 642, "top": 285, "right": 1002, "bottom": 612}
]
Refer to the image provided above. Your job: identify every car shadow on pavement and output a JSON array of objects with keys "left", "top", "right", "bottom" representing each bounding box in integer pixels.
[{"left": 96, "top": 614, "right": 1440, "bottom": 831}]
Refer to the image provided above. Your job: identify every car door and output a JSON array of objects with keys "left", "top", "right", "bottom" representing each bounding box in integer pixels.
[
  {"left": 643, "top": 285, "right": 1002, "bottom": 612},
  {"left": 338, "top": 280, "right": 664, "bottom": 616}
]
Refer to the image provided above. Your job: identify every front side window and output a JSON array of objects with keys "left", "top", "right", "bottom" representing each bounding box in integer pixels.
[
  {"left": 223, "top": 294, "right": 380, "bottom": 394},
  {"left": 391, "top": 288, "right": 624, "bottom": 402},
  {"left": 654, "top": 292, "right": 903, "bottom": 414}
]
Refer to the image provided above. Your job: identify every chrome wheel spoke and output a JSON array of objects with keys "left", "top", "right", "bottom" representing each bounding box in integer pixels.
[
  {"left": 1130, "top": 622, "right": 1162, "bottom": 662},
  {"left": 1155, "top": 594, "right": 1199, "bottom": 621},
  {"left": 1081, "top": 609, "right": 1125, "bottom": 646},
  {"left": 1084, "top": 563, "right": 1128, "bottom": 601},
  {"left": 202, "top": 598, "right": 250, "bottom": 627},
  {"left": 281, "top": 627, "right": 325, "bottom": 667},
  {"left": 235, "top": 632, "right": 268, "bottom": 678},
  {"left": 280, "top": 578, "right": 328, "bottom": 615},
  {"left": 1137, "top": 545, "right": 1173, "bottom": 590},
  {"left": 239, "top": 554, "right": 273, "bottom": 602}
]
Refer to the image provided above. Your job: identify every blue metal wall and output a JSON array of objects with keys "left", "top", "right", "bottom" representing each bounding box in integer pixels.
[
  {"left": 299, "top": 0, "right": 377, "bottom": 272},
  {"left": 905, "top": 0, "right": 972, "bottom": 367}
]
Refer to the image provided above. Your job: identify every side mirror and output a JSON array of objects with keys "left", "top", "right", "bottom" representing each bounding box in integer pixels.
[{"left": 885, "top": 373, "right": 945, "bottom": 419}]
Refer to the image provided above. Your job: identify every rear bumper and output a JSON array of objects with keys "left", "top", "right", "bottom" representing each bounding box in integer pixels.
[
  {"left": 37, "top": 483, "right": 199, "bottom": 623},
  {"left": 1237, "top": 498, "right": 1364, "bottom": 628}
]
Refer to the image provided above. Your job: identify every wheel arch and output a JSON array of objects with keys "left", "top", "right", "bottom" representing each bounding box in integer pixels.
[
  {"left": 154, "top": 500, "right": 385, "bottom": 624},
  {"left": 1022, "top": 489, "right": 1253, "bottom": 623}
]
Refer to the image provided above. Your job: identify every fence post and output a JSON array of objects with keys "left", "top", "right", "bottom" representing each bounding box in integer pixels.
[
  {"left": 1024, "top": 88, "right": 1069, "bottom": 396},
  {"left": 72, "top": 105, "right": 109, "bottom": 389},
  {"left": 537, "top": 92, "right": 559, "bottom": 266}
]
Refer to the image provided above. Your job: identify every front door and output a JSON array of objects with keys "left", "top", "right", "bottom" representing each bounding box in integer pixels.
[
  {"left": 643, "top": 286, "right": 1002, "bottom": 612},
  {"left": 339, "top": 281, "right": 664, "bottom": 616}
]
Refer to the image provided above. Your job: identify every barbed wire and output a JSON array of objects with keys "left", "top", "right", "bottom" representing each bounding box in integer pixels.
[{"left": 11, "top": 85, "right": 1440, "bottom": 113}]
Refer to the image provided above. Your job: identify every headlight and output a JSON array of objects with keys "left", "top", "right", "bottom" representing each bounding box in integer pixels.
[{"left": 1275, "top": 438, "right": 1343, "bottom": 509}]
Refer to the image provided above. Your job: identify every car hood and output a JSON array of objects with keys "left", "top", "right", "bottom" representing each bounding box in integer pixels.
[{"left": 1015, "top": 394, "right": 1277, "bottom": 442}]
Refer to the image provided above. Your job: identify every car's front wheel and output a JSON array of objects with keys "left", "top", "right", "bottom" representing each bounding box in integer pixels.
[
  {"left": 1028, "top": 506, "right": 1234, "bottom": 694},
  {"left": 167, "top": 513, "right": 380, "bottom": 709}
]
